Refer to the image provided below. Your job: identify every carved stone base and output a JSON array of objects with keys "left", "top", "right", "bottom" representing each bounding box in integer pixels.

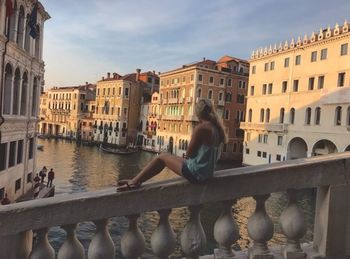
[
  {"left": 283, "top": 250, "right": 306, "bottom": 259},
  {"left": 214, "top": 248, "right": 235, "bottom": 259},
  {"left": 248, "top": 247, "right": 273, "bottom": 259}
]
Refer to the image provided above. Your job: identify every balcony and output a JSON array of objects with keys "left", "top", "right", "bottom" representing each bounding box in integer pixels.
[
  {"left": 162, "top": 115, "right": 184, "bottom": 121},
  {"left": 0, "top": 153, "right": 350, "bottom": 258},
  {"left": 168, "top": 98, "right": 178, "bottom": 104},
  {"left": 240, "top": 122, "right": 288, "bottom": 132},
  {"left": 217, "top": 100, "right": 225, "bottom": 106}
]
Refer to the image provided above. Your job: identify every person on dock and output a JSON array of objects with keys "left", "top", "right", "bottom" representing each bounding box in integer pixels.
[
  {"left": 47, "top": 168, "right": 55, "bottom": 187},
  {"left": 39, "top": 166, "right": 47, "bottom": 183},
  {"left": 117, "top": 99, "right": 227, "bottom": 191},
  {"left": 1, "top": 193, "right": 11, "bottom": 205},
  {"left": 33, "top": 174, "right": 41, "bottom": 199}
]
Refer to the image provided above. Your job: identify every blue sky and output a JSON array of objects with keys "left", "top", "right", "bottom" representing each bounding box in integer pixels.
[{"left": 41, "top": 0, "right": 350, "bottom": 87}]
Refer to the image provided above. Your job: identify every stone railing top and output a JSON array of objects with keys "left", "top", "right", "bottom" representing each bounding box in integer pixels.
[{"left": 0, "top": 152, "right": 349, "bottom": 236}]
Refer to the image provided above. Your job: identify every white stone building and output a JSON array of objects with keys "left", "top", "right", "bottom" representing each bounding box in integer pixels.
[
  {"left": 0, "top": 0, "right": 50, "bottom": 201},
  {"left": 241, "top": 21, "right": 350, "bottom": 166}
]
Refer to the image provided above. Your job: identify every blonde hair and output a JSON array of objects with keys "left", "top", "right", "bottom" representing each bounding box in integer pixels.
[{"left": 195, "top": 99, "right": 228, "bottom": 144}]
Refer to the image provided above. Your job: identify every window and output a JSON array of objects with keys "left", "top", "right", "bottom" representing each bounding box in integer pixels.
[
  {"left": 277, "top": 136, "right": 283, "bottom": 146},
  {"left": 262, "top": 152, "right": 267, "bottom": 158},
  {"left": 0, "top": 188, "right": 4, "bottom": 200},
  {"left": 341, "top": 43, "right": 348, "bottom": 56},
  {"left": 320, "top": 49, "right": 327, "bottom": 60},
  {"left": 209, "top": 76, "right": 214, "bottom": 84},
  {"left": 260, "top": 109, "right": 265, "bottom": 122},
  {"left": 305, "top": 108, "right": 312, "bottom": 125},
  {"left": 270, "top": 61, "right": 275, "bottom": 70},
  {"left": 248, "top": 109, "right": 252, "bottom": 122},
  {"left": 335, "top": 106, "right": 342, "bottom": 125},
  {"left": 227, "top": 78, "right": 232, "bottom": 86},
  {"left": 276, "top": 155, "right": 282, "bottom": 161},
  {"left": 208, "top": 90, "right": 213, "bottom": 99},
  {"left": 264, "top": 63, "right": 269, "bottom": 72},
  {"left": 284, "top": 57, "right": 290, "bottom": 68},
  {"left": 293, "top": 80, "right": 299, "bottom": 92},
  {"left": 224, "top": 109, "right": 229, "bottom": 120},
  {"left": 27, "top": 172, "right": 32, "bottom": 183},
  {"left": 250, "top": 86, "right": 255, "bottom": 96},
  {"left": 338, "top": 72, "right": 345, "bottom": 87},
  {"left": 9, "top": 141, "right": 16, "bottom": 168},
  {"left": 308, "top": 77, "right": 315, "bottom": 90},
  {"left": 282, "top": 81, "right": 287, "bottom": 93},
  {"left": 290, "top": 108, "right": 295, "bottom": 124},
  {"left": 295, "top": 55, "right": 301, "bottom": 65},
  {"left": 315, "top": 107, "right": 321, "bottom": 125},
  {"left": 280, "top": 108, "right": 285, "bottom": 123},
  {"left": 17, "top": 140, "right": 23, "bottom": 164},
  {"left": 246, "top": 148, "right": 250, "bottom": 154},
  {"left": 268, "top": 83, "right": 272, "bottom": 94},
  {"left": 265, "top": 109, "right": 270, "bottom": 123},
  {"left": 0, "top": 143, "right": 7, "bottom": 171},
  {"left": 318, "top": 75, "right": 325, "bottom": 89},
  {"left": 263, "top": 135, "right": 268, "bottom": 144},
  {"left": 29, "top": 138, "right": 34, "bottom": 159},
  {"left": 220, "top": 78, "right": 224, "bottom": 85},
  {"left": 15, "top": 178, "right": 21, "bottom": 192},
  {"left": 198, "top": 74, "right": 203, "bottom": 82},
  {"left": 125, "top": 88, "right": 129, "bottom": 98},
  {"left": 246, "top": 132, "right": 251, "bottom": 141},
  {"left": 197, "top": 88, "right": 202, "bottom": 98},
  {"left": 347, "top": 107, "right": 350, "bottom": 126},
  {"left": 262, "top": 84, "right": 267, "bottom": 95},
  {"left": 252, "top": 66, "right": 256, "bottom": 74},
  {"left": 311, "top": 51, "right": 317, "bottom": 62},
  {"left": 258, "top": 134, "right": 262, "bottom": 143},
  {"left": 257, "top": 151, "right": 262, "bottom": 157}
]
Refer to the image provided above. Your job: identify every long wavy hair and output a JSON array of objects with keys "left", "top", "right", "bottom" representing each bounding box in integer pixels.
[{"left": 195, "top": 99, "right": 228, "bottom": 144}]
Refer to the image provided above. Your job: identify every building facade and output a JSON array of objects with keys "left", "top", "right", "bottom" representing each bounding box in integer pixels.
[
  {"left": 93, "top": 71, "right": 143, "bottom": 146},
  {"left": 38, "top": 84, "right": 96, "bottom": 140},
  {"left": 241, "top": 21, "right": 350, "bottom": 166},
  {"left": 0, "top": 0, "right": 49, "bottom": 201},
  {"left": 157, "top": 56, "right": 248, "bottom": 160}
]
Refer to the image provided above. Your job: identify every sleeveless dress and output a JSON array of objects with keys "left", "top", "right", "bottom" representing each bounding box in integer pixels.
[{"left": 182, "top": 127, "right": 221, "bottom": 182}]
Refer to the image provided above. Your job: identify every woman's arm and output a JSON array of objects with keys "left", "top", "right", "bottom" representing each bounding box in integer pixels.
[{"left": 186, "top": 124, "right": 208, "bottom": 158}]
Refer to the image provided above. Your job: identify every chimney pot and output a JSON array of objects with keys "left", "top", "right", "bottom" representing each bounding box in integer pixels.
[
  {"left": 102, "top": 76, "right": 105, "bottom": 80},
  {"left": 203, "top": 57, "right": 206, "bottom": 61},
  {"left": 136, "top": 68, "right": 141, "bottom": 81},
  {"left": 107, "top": 72, "right": 111, "bottom": 79}
]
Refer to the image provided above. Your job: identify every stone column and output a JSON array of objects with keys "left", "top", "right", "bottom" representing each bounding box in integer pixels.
[{"left": 313, "top": 184, "right": 350, "bottom": 257}]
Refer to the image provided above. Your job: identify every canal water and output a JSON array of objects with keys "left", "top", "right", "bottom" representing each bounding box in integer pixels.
[{"left": 37, "top": 139, "right": 315, "bottom": 258}]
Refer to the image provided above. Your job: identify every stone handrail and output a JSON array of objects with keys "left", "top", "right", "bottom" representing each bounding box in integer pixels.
[{"left": 0, "top": 152, "right": 350, "bottom": 258}]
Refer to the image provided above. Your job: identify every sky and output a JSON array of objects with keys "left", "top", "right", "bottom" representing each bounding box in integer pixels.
[{"left": 40, "top": 0, "right": 350, "bottom": 87}]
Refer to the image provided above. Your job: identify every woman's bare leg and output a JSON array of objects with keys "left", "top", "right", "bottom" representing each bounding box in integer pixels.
[{"left": 130, "top": 153, "right": 184, "bottom": 185}]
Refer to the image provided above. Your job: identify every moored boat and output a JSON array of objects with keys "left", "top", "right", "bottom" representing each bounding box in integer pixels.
[{"left": 101, "top": 146, "right": 139, "bottom": 155}]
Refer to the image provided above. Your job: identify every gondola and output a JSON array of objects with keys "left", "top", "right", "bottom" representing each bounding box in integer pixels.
[{"left": 101, "top": 146, "right": 139, "bottom": 155}]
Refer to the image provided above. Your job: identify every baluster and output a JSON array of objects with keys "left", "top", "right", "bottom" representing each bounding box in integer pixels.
[
  {"left": 247, "top": 194, "right": 274, "bottom": 259},
  {"left": 58, "top": 224, "right": 85, "bottom": 259},
  {"left": 280, "top": 189, "right": 306, "bottom": 259},
  {"left": 180, "top": 205, "right": 207, "bottom": 259},
  {"left": 214, "top": 200, "right": 239, "bottom": 258},
  {"left": 18, "top": 230, "right": 33, "bottom": 259},
  {"left": 29, "top": 228, "right": 55, "bottom": 259},
  {"left": 151, "top": 209, "right": 176, "bottom": 259},
  {"left": 121, "top": 214, "right": 146, "bottom": 259},
  {"left": 88, "top": 219, "right": 115, "bottom": 259}
]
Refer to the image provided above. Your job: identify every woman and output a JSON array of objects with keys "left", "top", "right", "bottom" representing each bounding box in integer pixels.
[{"left": 117, "top": 99, "right": 227, "bottom": 191}]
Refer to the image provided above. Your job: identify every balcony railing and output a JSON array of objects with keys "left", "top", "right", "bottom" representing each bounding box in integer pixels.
[
  {"left": 240, "top": 122, "right": 288, "bottom": 132},
  {"left": 162, "top": 115, "right": 183, "bottom": 121},
  {"left": 0, "top": 153, "right": 350, "bottom": 258}
]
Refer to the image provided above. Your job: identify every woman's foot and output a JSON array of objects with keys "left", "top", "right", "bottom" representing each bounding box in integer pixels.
[{"left": 116, "top": 179, "right": 141, "bottom": 192}]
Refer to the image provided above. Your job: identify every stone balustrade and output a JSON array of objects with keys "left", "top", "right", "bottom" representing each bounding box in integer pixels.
[
  {"left": 1, "top": 153, "right": 350, "bottom": 258},
  {"left": 240, "top": 122, "right": 288, "bottom": 132}
]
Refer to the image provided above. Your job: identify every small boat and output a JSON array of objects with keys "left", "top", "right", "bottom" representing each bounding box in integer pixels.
[
  {"left": 37, "top": 144, "right": 44, "bottom": 151},
  {"left": 141, "top": 146, "right": 159, "bottom": 154},
  {"left": 101, "top": 146, "right": 139, "bottom": 155}
]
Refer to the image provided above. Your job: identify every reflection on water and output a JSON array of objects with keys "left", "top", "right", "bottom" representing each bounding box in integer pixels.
[{"left": 37, "top": 139, "right": 315, "bottom": 258}]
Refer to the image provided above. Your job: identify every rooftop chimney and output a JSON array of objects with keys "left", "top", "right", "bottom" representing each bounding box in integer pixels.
[
  {"left": 203, "top": 57, "right": 206, "bottom": 61},
  {"left": 136, "top": 68, "right": 141, "bottom": 81},
  {"left": 113, "top": 73, "right": 117, "bottom": 79},
  {"left": 107, "top": 72, "right": 111, "bottom": 79},
  {"left": 102, "top": 76, "right": 105, "bottom": 81},
  {"left": 86, "top": 82, "right": 89, "bottom": 85}
]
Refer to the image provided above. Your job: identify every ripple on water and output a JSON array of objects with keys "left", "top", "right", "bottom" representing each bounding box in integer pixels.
[{"left": 37, "top": 139, "right": 315, "bottom": 258}]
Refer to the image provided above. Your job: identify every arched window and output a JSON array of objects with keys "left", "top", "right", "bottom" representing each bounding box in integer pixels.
[
  {"left": 185, "top": 140, "right": 188, "bottom": 150},
  {"left": 197, "top": 88, "right": 202, "bottom": 98},
  {"left": 13, "top": 68, "right": 21, "bottom": 115},
  {"left": 315, "top": 107, "right": 321, "bottom": 125},
  {"left": 31, "top": 77, "right": 39, "bottom": 116},
  {"left": 248, "top": 109, "right": 252, "bottom": 122},
  {"left": 16, "top": 6, "right": 25, "bottom": 48},
  {"left": 347, "top": 107, "right": 350, "bottom": 126},
  {"left": 3, "top": 64, "right": 13, "bottom": 114},
  {"left": 289, "top": 108, "right": 295, "bottom": 124},
  {"left": 279, "top": 108, "right": 285, "bottom": 123},
  {"left": 219, "top": 91, "right": 223, "bottom": 101},
  {"left": 265, "top": 108, "right": 270, "bottom": 123},
  {"left": 260, "top": 108, "right": 264, "bottom": 123},
  {"left": 9, "top": 1, "right": 17, "bottom": 41},
  {"left": 305, "top": 108, "right": 312, "bottom": 125},
  {"left": 335, "top": 106, "right": 342, "bottom": 125},
  {"left": 208, "top": 89, "right": 213, "bottom": 99}
]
